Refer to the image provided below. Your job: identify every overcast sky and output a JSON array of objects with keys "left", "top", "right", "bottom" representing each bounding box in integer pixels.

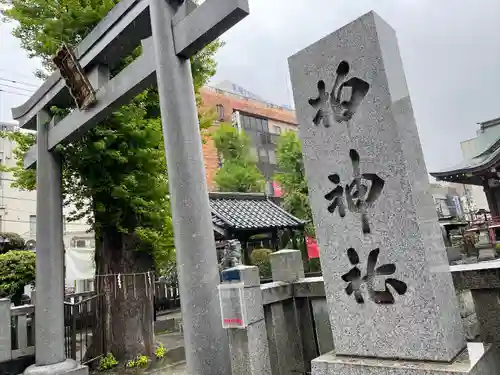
[{"left": 1, "top": 0, "right": 500, "bottom": 173}]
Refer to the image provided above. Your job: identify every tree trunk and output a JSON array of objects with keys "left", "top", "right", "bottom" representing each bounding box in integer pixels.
[{"left": 85, "top": 226, "right": 155, "bottom": 364}]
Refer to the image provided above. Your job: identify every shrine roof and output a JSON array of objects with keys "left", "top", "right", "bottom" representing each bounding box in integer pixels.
[
  {"left": 430, "top": 137, "right": 500, "bottom": 185},
  {"left": 209, "top": 192, "right": 305, "bottom": 231},
  {"left": 430, "top": 116, "right": 500, "bottom": 185}
]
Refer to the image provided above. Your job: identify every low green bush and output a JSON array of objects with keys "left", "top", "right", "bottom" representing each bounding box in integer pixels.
[
  {"left": 307, "top": 257, "right": 322, "bottom": 272},
  {"left": 250, "top": 248, "right": 272, "bottom": 278},
  {"left": 154, "top": 344, "right": 167, "bottom": 359},
  {"left": 0, "top": 232, "right": 26, "bottom": 253},
  {"left": 0, "top": 250, "right": 35, "bottom": 305},
  {"left": 99, "top": 353, "right": 118, "bottom": 371},
  {"left": 126, "top": 355, "right": 149, "bottom": 368}
]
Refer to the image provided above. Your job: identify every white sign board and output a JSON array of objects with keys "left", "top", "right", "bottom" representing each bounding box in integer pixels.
[{"left": 218, "top": 283, "right": 246, "bottom": 329}]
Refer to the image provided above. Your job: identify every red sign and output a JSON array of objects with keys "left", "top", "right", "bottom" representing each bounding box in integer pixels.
[
  {"left": 223, "top": 318, "right": 243, "bottom": 325},
  {"left": 306, "top": 236, "right": 319, "bottom": 259},
  {"left": 273, "top": 181, "right": 282, "bottom": 197}
]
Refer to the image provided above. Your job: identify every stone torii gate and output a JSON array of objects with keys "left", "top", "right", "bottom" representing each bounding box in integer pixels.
[{"left": 11, "top": 0, "right": 249, "bottom": 374}]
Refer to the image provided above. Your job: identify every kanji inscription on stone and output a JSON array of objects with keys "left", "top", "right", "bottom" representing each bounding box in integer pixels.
[
  {"left": 324, "top": 149, "right": 384, "bottom": 234},
  {"left": 341, "top": 248, "right": 407, "bottom": 305},
  {"left": 308, "top": 61, "right": 370, "bottom": 127}
]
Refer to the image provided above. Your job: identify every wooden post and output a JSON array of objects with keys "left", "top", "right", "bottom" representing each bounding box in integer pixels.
[{"left": 272, "top": 230, "right": 279, "bottom": 251}]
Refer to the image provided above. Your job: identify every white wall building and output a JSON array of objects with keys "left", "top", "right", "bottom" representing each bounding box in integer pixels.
[
  {"left": 429, "top": 176, "right": 488, "bottom": 220},
  {"left": 0, "top": 122, "right": 95, "bottom": 289},
  {"left": 0, "top": 122, "right": 92, "bottom": 242}
]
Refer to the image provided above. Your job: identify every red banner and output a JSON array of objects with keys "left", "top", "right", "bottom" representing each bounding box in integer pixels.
[
  {"left": 306, "top": 236, "right": 319, "bottom": 259},
  {"left": 272, "top": 181, "right": 282, "bottom": 197}
]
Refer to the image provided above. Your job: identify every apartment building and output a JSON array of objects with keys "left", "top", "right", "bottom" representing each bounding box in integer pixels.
[
  {"left": 200, "top": 81, "right": 298, "bottom": 196},
  {"left": 429, "top": 179, "right": 488, "bottom": 221},
  {"left": 0, "top": 122, "right": 92, "bottom": 249}
]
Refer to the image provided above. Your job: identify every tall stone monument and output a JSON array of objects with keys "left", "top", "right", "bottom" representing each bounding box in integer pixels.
[{"left": 289, "top": 11, "right": 500, "bottom": 374}]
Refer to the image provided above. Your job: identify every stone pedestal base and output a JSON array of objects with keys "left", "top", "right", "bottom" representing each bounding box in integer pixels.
[
  {"left": 23, "top": 359, "right": 88, "bottom": 375},
  {"left": 312, "top": 344, "right": 500, "bottom": 375}
]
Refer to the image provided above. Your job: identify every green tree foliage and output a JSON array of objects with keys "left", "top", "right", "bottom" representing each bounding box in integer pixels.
[
  {"left": 212, "top": 124, "right": 264, "bottom": 192},
  {"left": 249, "top": 248, "right": 272, "bottom": 278},
  {"left": 0, "top": 251, "right": 35, "bottom": 305},
  {"left": 274, "top": 131, "right": 314, "bottom": 235},
  {"left": 0, "top": 232, "right": 26, "bottom": 253},
  {"left": 1, "top": 0, "right": 221, "bottom": 361}
]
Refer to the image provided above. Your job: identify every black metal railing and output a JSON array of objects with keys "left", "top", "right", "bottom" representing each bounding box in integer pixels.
[
  {"left": 155, "top": 279, "right": 180, "bottom": 313},
  {"left": 64, "top": 293, "right": 105, "bottom": 365}
]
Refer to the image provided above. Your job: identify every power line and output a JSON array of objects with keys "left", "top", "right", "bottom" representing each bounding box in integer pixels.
[
  {"left": 0, "top": 217, "right": 89, "bottom": 225},
  {"left": 0, "top": 68, "right": 38, "bottom": 82},
  {"left": 0, "top": 89, "right": 31, "bottom": 97},
  {"left": 0, "top": 77, "right": 39, "bottom": 89},
  {"left": 0, "top": 195, "right": 36, "bottom": 202},
  {"left": 0, "top": 204, "right": 90, "bottom": 218},
  {"left": 0, "top": 83, "right": 35, "bottom": 93}
]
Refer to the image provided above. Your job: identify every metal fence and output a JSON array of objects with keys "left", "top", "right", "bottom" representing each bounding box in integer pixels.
[
  {"left": 154, "top": 279, "right": 180, "bottom": 313},
  {"left": 64, "top": 293, "right": 105, "bottom": 365}
]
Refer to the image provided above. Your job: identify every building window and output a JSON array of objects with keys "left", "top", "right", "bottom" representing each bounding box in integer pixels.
[
  {"left": 29, "top": 215, "right": 36, "bottom": 236},
  {"left": 268, "top": 150, "right": 277, "bottom": 165},
  {"left": 240, "top": 114, "right": 269, "bottom": 133},
  {"left": 241, "top": 115, "right": 251, "bottom": 130},
  {"left": 273, "top": 126, "right": 282, "bottom": 134},
  {"left": 260, "top": 132, "right": 271, "bottom": 144},
  {"left": 216, "top": 104, "right": 224, "bottom": 121},
  {"left": 258, "top": 148, "right": 269, "bottom": 163},
  {"left": 270, "top": 133, "right": 280, "bottom": 145},
  {"left": 261, "top": 118, "right": 269, "bottom": 132},
  {"left": 249, "top": 117, "right": 257, "bottom": 131}
]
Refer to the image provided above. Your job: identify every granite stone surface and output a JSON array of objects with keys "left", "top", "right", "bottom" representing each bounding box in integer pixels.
[
  {"left": 270, "top": 250, "right": 305, "bottom": 282},
  {"left": 228, "top": 320, "right": 270, "bottom": 375},
  {"left": 295, "top": 297, "right": 318, "bottom": 374},
  {"left": 265, "top": 299, "right": 305, "bottom": 375},
  {"left": 470, "top": 289, "right": 500, "bottom": 342},
  {"left": 478, "top": 249, "right": 496, "bottom": 262},
  {"left": 260, "top": 282, "right": 293, "bottom": 306},
  {"left": 288, "top": 11, "right": 464, "bottom": 361},
  {"left": 0, "top": 299, "right": 11, "bottom": 362},
  {"left": 222, "top": 265, "right": 261, "bottom": 287},
  {"left": 35, "top": 113, "right": 66, "bottom": 366},
  {"left": 463, "top": 314, "right": 480, "bottom": 341},
  {"left": 311, "top": 344, "right": 500, "bottom": 375},
  {"left": 23, "top": 359, "right": 87, "bottom": 375},
  {"left": 225, "top": 264, "right": 270, "bottom": 375},
  {"left": 293, "top": 277, "right": 326, "bottom": 298},
  {"left": 452, "top": 266, "right": 500, "bottom": 291},
  {"left": 310, "top": 298, "right": 334, "bottom": 355},
  {"left": 243, "top": 286, "right": 265, "bottom": 325},
  {"left": 458, "top": 291, "right": 475, "bottom": 318}
]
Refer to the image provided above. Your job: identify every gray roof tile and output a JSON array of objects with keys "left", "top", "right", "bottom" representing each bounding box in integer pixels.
[{"left": 209, "top": 192, "right": 304, "bottom": 230}]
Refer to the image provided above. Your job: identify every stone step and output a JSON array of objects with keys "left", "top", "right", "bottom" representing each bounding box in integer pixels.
[
  {"left": 147, "top": 361, "right": 186, "bottom": 375},
  {"left": 156, "top": 332, "right": 185, "bottom": 364},
  {"left": 155, "top": 311, "right": 183, "bottom": 334}
]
